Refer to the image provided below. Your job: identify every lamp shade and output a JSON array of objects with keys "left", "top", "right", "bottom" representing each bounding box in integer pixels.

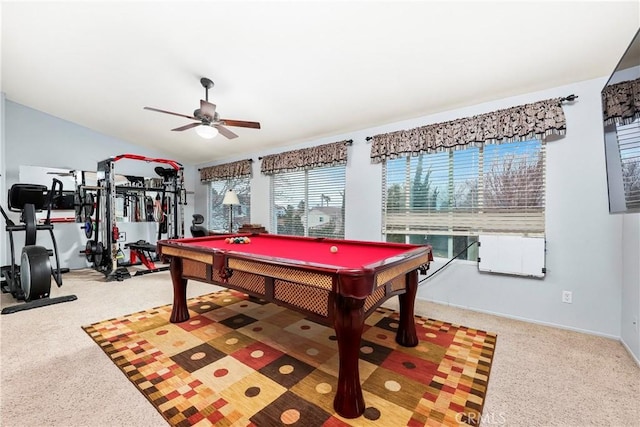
[
  {"left": 222, "top": 189, "right": 240, "bottom": 205},
  {"left": 195, "top": 125, "right": 219, "bottom": 139}
]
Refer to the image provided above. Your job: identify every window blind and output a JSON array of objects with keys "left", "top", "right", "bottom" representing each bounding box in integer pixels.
[
  {"left": 209, "top": 177, "right": 251, "bottom": 232},
  {"left": 270, "top": 165, "right": 346, "bottom": 238},
  {"left": 383, "top": 139, "right": 545, "bottom": 238},
  {"left": 616, "top": 120, "right": 640, "bottom": 209}
]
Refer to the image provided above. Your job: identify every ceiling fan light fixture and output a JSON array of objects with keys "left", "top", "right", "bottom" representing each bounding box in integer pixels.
[{"left": 195, "top": 125, "right": 219, "bottom": 139}]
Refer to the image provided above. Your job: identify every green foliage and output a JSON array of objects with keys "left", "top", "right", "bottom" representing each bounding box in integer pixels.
[
  {"left": 386, "top": 183, "right": 405, "bottom": 211},
  {"left": 410, "top": 156, "right": 439, "bottom": 210},
  {"left": 308, "top": 219, "right": 337, "bottom": 237},
  {"left": 278, "top": 204, "right": 305, "bottom": 235}
]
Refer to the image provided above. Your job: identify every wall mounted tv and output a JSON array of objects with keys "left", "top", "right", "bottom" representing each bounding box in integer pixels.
[{"left": 602, "top": 29, "right": 640, "bottom": 214}]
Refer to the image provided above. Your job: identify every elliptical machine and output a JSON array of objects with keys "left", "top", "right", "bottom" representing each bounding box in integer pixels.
[{"left": 0, "top": 178, "right": 77, "bottom": 314}]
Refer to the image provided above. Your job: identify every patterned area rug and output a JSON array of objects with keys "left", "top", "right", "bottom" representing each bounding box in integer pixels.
[{"left": 83, "top": 290, "right": 497, "bottom": 426}]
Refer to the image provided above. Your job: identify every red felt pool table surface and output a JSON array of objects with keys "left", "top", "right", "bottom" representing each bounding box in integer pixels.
[{"left": 171, "top": 234, "right": 426, "bottom": 269}]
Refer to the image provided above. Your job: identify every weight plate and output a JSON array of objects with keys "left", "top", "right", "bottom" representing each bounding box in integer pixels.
[
  {"left": 85, "top": 240, "right": 96, "bottom": 263},
  {"left": 74, "top": 192, "right": 83, "bottom": 219},
  {"left": 83, "top": 192, "right": 95, "bottom": 218},
  {"left": 94, "top": 242, "right": 105, "bottom": 267},
  {"left": 83, "top": 221, "right": 93, "bottom": 239}
]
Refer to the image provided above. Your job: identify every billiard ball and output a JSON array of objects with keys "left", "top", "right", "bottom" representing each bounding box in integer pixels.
[{"left": 330, "top": 246, "right": 338, "bottom": 253}]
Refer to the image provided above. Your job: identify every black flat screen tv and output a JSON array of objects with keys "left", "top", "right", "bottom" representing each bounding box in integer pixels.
[{"left": 602, "top": 29, "right": 640, "bottom": 214}]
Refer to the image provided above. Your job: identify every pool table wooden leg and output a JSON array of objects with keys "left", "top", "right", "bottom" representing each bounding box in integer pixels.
[
  {"left": 333, "top": 294, "right": 366, "bottom": 419},
  {"left": 396, "top": 270, "right": 419, "bottom": 347},
  {"left": 169, "top": 257, "right": 190, "bottom": 323}
]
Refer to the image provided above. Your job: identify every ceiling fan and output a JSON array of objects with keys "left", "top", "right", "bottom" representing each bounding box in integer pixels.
[{"left": 144, "top": 77, "right": 260, "bottom": 139}]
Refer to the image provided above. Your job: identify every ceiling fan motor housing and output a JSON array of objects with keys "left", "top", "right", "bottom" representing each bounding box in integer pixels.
[{"left": 193, "top": 109, "right": 219, "bottom": 123}]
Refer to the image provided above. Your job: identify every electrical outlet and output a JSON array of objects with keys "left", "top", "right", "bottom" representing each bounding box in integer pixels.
[
  {"left": 562, "top": 290, "right": 572, "bottom": 304},
  {"left": 118, "top": 232, "right": 126, "bottom": 242}
]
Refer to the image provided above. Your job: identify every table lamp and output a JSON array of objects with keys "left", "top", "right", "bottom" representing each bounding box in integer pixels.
[{"left": 222, "top": 189, "right": 240, "bottom": 233}]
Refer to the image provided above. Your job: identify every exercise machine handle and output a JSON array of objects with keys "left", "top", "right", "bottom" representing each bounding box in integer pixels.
[{"left": 44, "top": 178, "right": 64, "bottom": 226}]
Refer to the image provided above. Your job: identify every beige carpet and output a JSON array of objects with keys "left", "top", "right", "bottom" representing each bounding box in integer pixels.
[{"left": 1, "top": 268, "right": 639, "bottom": 426}]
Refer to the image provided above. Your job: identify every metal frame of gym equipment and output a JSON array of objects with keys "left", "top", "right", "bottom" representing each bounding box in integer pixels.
[
  {"left": 0, "top": 178, "right": 77, "bottom": 314},
  {"left": 82, "top": 154, "right": 185, "bottom": 281}
]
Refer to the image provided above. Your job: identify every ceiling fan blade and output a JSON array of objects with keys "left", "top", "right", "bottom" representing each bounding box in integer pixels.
[
  {"left": 215, "top": 125, "right": 238, "bottom": 139},
  {"left": 144, "top": 106, "right": 197, "bottom": 120},
  {"left": 200, "top": 100, "right": 217, "bottom": 118},
  {"left": 220, "top": 119, "right": 261, "bottom": 129},
  {"left": 172, "top": 122, "right": 202, "bottom": 132}
]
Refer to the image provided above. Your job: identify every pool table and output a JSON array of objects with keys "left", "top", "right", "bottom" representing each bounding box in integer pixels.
[{"left": 157, "top": 233, "right": 432, "bottom": 419}]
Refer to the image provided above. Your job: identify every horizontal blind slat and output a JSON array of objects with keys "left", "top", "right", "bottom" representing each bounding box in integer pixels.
[
  {"left": 383, "top": 139, "right": 545, "bottom": 237},
  {"left": 271, "top": 166, "right": 346, "bottom": 239}
]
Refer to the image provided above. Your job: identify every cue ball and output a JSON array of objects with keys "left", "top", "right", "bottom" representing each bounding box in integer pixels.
[{"left": 330, "top": 246, "right": 338, "bottom": 253}]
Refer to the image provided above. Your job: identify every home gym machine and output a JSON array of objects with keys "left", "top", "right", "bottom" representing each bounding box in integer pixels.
[
  {"left": 0, "top": 178, "right": 77, "bottom": 314},
  {"left": 81, "top": 154, "right": 186, "bottom": 281}
]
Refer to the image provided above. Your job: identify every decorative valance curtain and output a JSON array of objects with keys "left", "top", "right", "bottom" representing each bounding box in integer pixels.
[
  {"left": 199, "top": 159, "right": 252, "bottom": 182},
  {"left": 369, "top": 98, "right": 566, "bottom": 163},
  {"left": 602, "top": 78, "right": 640, "bottom": 126},
  {"left": 260, "top": 140, "right": 350, "bottom": 175}
]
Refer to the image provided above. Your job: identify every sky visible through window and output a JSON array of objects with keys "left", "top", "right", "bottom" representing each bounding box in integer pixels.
[
  {"left": 386, "top": 140, "right": 541, "bottom": 211},
  {"left": 273, "top": 168, "right": 344, "bottom": 209}
]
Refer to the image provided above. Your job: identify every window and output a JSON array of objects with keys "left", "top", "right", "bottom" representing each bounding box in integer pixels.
[
  {"left": 209, "top": 177, "right": 251, "bottom": 232},
  {"left": 383, "top": 139, "right": 544, "bottom": 259},
  {"left": 270, "top": 165, "right": 345, "bottom": 238},
  {"left": 616, "top": 120, "right": 640, "bottom": 209}
]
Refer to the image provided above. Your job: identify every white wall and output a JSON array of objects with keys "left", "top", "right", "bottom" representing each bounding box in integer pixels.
[
  {"left": 621, "top": 213, "right": 640, "bottom": 363},
  {"left": 196, "top": 77, "right": 639, "bottom": 354},
  {"left": 1, "top": 93, "right": 6, "bottom": 269},
  {"left": 3, "top": 101, "right": 196, "bottom": 268}
]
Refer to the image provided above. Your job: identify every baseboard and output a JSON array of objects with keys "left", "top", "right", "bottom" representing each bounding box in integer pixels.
[
  {"left": 420, "top": 297, "right": 620, "bottom": 341},
  {"left": 620, "top": 338, "right": 640, "bottom": 368}
]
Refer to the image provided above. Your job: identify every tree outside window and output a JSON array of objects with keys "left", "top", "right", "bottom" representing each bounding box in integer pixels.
[
  {"left": 209, "top": 177, "right": 251, "bottom": 232},
  {"left": 271, "top": 166, "right": 345, "bottom": 238},
  {"left": 384, "top": 139, "right": 544, "bottom": 260}
]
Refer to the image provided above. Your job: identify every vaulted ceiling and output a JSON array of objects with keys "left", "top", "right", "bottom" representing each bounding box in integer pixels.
[{"left": 2, "top": 1, "right": 639, "bottom": 165}]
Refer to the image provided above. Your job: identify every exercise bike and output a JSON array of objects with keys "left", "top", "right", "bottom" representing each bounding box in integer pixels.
[{"left": 0, "top": 179, "right": 77, "bottom": 314}]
